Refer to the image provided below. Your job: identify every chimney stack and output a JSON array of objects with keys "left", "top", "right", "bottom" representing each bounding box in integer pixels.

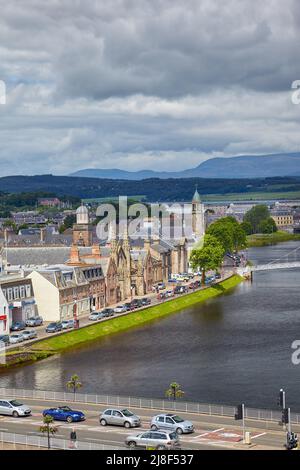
[
  {"left": 91, "top": 244, "right": 101, "bottom": 259},
  {"left": 70, "top": 245, "right": 80, "bottom": 264}
]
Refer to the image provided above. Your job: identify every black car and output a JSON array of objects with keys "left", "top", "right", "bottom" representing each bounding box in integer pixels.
[
  {"left": 101, "top": 308, "right": 114, "bottom": 317},
  {"left": 132, "top": 299, "right": 143, "bottom": 308},
  {"left": 0, "top": 335, "right": 10, "bottom": 346},
  {"left": 141, "top": 298, "right": 151, "bottom": 306},
  {"left": 45, "top": 322, "right": 63, "bottom": 333},
  {"left": 124, "top": 303, "right": 133, "bottom": 310},
  {"left": 10, "top": 321, "right": 26, "bottom": 332}
]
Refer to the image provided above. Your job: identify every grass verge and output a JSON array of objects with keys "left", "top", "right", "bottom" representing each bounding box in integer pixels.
[
  {"left": 247, "top": 231, "right": 300, "bottom": 247},
  {"left": 0, "top": 275, "right": 242, "bottom": 368},
  {"left": 30, "top": 275, "right": 242, "bottom": 353}
]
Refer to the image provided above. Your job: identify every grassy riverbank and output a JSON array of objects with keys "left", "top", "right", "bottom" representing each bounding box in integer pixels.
[
  {"left": 247, "top": 231, "right": 300, "bottom": 247},
  {"left": 0, "top": 275, "right": 242, "bottom": 368}
]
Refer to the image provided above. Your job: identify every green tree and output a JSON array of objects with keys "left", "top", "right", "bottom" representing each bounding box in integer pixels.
[
  {"left": 240, "top": 221, "right": 253, "bottom": 235},
  {"left": 66, "top": 374, "right": 82, "bottom": 400},
  {"left": 243, "top": 205, "right": 270, "bottom": 234},
  {"left": 206, "top": 220, "right": 233, "bottom": 253},
  {"left": 59, "top": 214, "right": 76, "bottom": 233},
  {"left": 39, "top": 415, "right": 58, "bottom": 450},
  {"left": 258, "top": 217, "right": 277, "bottom": 234},
  {"left": 190, "top": 234, "right": 225, "bottom": 284},
  {"left": 165, "top": 382, "right": 185, "bottom": 401}
]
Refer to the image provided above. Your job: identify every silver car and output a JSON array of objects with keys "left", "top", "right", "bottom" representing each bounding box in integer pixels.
[
  {"left": 9, "top": 333, "right": 24, "bottom": 344},
  {"left": 114, "top": 305, "right": 127, "bottom": 313},
  {"left": 22, "top": 330, "right": 38, "bottom": 340},
  {"left": 125, "top": 430, "right": 180, "bottom": 449},
  {"left": 61, "top": 320, "right": 75, "bottom": 329},
  {"left": 0, "top": 399, "right": 31, "bottom": 417},
  {"left": 100, "top": 408, "right": 141, "bottom": 428},
  {"left": 151, "top": 413, "right": 194, "bottom": 434}
]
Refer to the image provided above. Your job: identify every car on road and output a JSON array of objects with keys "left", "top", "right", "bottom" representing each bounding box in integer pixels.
[
  {"left": 101, "top": 308, "right": 114, "bottom": 317},
  {"left": 61, "top": 319, "right": 75, "bottom": 329},
  {"left": 131, "top": 299, "right": 143, "bottom": 309},
  {"left": 100, "top": 408, "right": 141, "bottom": 428},
  {"left": 151, "top": 414, "right": 194, "bottom": 434},
  {"left": 0, "top": 335, "right": 10, "bottom": 346},
  {"left": 141, "top": 297, "right": 151, "bottom": 306},
  {"left": 45, "top": 322, "right": 63, "bottom": 333},
  {"left": 124, "top": 302, "right": 133, "bottom": 311},
  {"left": 22, "top": 329, "right": 38, "bottom": 340},
  {"left": 165, "top": 290, "right": 174, "bottom": 298},
  {"left": 174, "top": 285, "right": 187, "bottom": 294},
  {"left": 125, "top": 430, "right": 180, "bottom": 449},
  {"left": 157, "top": 282, "right": 166, "bottom": 290},
  {"left": 0, "top": 399, "right": 31, "bottom": 417},
  {"left": 89, "top": 311, "right": 102, "bottom": 321},
  {"left": 9, "top": 333, "right": 25, "bottom": 344},
  {"left": 43, "top": 406, "right": 85, "bottom": 423},
  {"left": 114, "top": 305, "right": 128, "bottom": 313},
  {"left": 25, "top": 316, "right": 43, "bottom": 327},
  {"left": 10, "top": 321, "right": 26, "bottom": 332}
]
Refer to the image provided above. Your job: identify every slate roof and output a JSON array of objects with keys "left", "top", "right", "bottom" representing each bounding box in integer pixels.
[{"left": 4, "top": 246, "right": 91, "bottom": 267}]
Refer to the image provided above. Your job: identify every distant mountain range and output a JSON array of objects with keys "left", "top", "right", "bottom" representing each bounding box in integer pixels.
[{"left": 70, "top": 153, "right": 300, "bottom": 180}]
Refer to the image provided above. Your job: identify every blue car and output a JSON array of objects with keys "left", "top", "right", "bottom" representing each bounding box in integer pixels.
[{"left": 43, "top": 406, "right": 85, "bottom": 423}]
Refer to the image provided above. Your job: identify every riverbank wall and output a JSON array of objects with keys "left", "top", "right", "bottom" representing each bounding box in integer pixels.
[{"left": 0, "top": 274, "right": 242, "bottom": 369}]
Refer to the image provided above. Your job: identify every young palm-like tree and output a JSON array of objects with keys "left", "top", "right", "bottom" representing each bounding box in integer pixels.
[
  {"left": 67, "top": 374, "right": 82, "bottom": 401},
  {"left": 39, "top": 414, "right": 58, "bottom": 450},
  {"left": 165, "top": 382, "right": 185, "bottom": 401}
]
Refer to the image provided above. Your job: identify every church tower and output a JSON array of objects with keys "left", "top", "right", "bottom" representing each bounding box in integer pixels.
[
  {"left": 192, "top": 188, "right": 205, "bottom": 238},
  {"left": 72, "top": 204, "right": 93, "bottom": 246}
]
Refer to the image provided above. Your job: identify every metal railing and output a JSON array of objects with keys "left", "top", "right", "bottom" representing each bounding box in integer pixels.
[
  {"left": 0, "top": 387, "right": 299, "bottom": 425},
  {"left": 0, "top": 431, "right": 124, "bottom": 450}
]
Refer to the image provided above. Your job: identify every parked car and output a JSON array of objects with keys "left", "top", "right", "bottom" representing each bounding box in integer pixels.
[
  {"left": 45, "top": 322, "right": 63, "bottom": 333},
  {"left": 25, "top": 316, "right": 43, "bottom": 327},
  {"left": 9, "top": 333, "right": 25, "bottom": 344},
  {"left": 101, "top": 308, "right": 114, "bottom": 317},
  {"left": 43, "top": 406, "right": 85, "bottom": 423},
  {"left": 0, "top": 335, "right": 10, "bottom": 346},
  {"left": 157, "top": 282, "right": 166, "bottom": 290},
  {"left": 0, "top": 399, "right": 31, "bottom": 417},
  {"left": 174, "top": 285, "right": 187, "bottom": 294},
  {"left": 89, "top": 311, "right": 102, "bottom": 321},
  {"left": 151, "top": 414, "right": 194, "bottom": 434},
  {"left": 114, "top": 305, "right": 128, "bottom": 314},
  {"left": 22, "top": 330, "right": 38, "bottom": 340},
  {"left": 61, "top": 319, "right": 75, "bottom": 329},
  {"left": 10, "top": 321, "right": 26, "bottom": 332},
  {"left": 125, "top": 430, "right": 180, "bottom": 449},
  {"left": 165, "top": 290, "right": 174, "bottom": 298},
  {"left": 124, "top": 302, "right": 133, "bottom": 311},
  {"left": 141, "top": 298, "right": 151, "bottom": 306},
  {"left": 100, "top": 408, "right": 141, "bottom": 428},
  {"left": 131, "top": 299, "right": 143, "bottom": 309}
]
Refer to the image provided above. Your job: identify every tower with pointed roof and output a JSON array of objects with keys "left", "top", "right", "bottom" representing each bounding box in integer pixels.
[{"left": 192, "top": 187, "right": 205, "bottom": 237}]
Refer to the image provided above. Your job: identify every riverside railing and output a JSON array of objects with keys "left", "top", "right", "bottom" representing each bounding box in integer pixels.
[
  {"left": 0, "top": 387, "right": 299, "bottom": 425},
  {"left": 0, "top": 431, "right": 124, "bottom": 450}
]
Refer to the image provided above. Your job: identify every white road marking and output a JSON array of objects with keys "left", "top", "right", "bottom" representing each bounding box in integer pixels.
[
  {"left": 191, "top": 427, "right": 224, "bottom": 438},
  {"left": 251, "top": 432, "right": 266, "bottom": 439}
]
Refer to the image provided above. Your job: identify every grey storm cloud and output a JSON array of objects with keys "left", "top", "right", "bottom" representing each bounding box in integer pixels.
[{"left": 0, "top": 0, "right": 299, "bottom": 175}]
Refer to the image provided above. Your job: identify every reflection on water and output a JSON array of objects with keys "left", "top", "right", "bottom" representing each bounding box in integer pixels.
[{"left": 1, "top": 241, "right": 300, "bottom": 410}]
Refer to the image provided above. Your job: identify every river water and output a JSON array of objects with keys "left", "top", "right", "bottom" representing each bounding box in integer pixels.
[{"left": 1, "top": 241, "right": 300, "bottom": 410}]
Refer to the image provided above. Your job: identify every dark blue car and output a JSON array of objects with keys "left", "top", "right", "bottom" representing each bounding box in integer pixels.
[{"left": 43, "top": 406, "right": 85, "bottom": 423}]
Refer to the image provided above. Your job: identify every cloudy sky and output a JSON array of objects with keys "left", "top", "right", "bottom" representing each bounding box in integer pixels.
[{"left": 0, "top": 0, "right": 300, "bottom": 176}]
